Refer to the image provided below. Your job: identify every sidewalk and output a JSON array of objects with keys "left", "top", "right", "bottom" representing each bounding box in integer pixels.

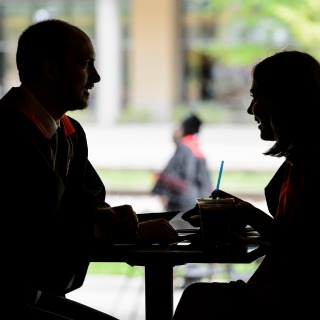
[
  {"left": 83, "top": 122, "right": 283, "bottom": 172},
  {"left": 67, "top": 263, "right": 260, "bottom": 320},
  {"left": 67, "top": 274, "right": 184, "bottom": 320},
  {"left": 67, "top": 274, "right": 149, "bottom": 320}
]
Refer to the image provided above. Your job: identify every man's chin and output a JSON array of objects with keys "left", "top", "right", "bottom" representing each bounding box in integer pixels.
[{"left": 69, "top": 103, "right": 88, "bottom": 112}]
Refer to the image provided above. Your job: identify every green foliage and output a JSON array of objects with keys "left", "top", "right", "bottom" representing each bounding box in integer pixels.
[
  {"left": 98, "top": 169, "right": 153, "bottom": 192},
  {"left": 172, "top": 101, "right": 233, "bottom": 123},
  {"left": 114, "top": 100, "right": 244, "bottom": 125},
  {"left": 96, "top": 168, "right": 272, "bottom": 196},
  {"left": 88, "top": 263, "right": 144, "bottom": 277},
  {"left": 207, "top": 43, "right": 278, "bottom": 67},
  {"left": 88, "top": 261, "right": 260, "bottom": 278},
  {"left": 117, "top": 107, "right": 154, "bottom": 123},
  {"left": 220, "top": 170, "right": 272, "bottom": 195},
  {"left": 192, "top": 0, "right": 320, "bottom": 65}
]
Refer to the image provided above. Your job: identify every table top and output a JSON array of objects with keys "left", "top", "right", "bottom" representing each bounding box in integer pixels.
[{"left": 90, "top": 233, "right": 268, "bottom": 266}]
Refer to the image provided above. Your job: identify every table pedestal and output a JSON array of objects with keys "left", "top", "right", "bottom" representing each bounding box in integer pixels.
[{"left": 145, "top": 264, "right": 173, "bottom": 320}]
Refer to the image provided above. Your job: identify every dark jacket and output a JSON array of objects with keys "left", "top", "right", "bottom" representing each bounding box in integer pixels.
[
  {"left": 249, "top": 160, "right": 319, "bottom": 313},
  {"left": 0, "top": 87, "right": 106, "bottom": 300},
  {"left": 152, "top": 134, "right": 212, "bottom": 213}
]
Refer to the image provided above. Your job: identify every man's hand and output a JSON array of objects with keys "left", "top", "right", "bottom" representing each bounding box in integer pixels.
[
  {"left": 94, "top": 204, "right": 139, "bottom": 242},
  {"left": 135, "top": 218, "right": 179, "bottom": 244}
]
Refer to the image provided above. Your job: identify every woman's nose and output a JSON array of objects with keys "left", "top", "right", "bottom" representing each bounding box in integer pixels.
[{"left": 247, "top": 100, "right": 254, "bottom": 114}]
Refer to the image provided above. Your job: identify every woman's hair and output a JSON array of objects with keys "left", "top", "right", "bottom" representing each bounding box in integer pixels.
[
  {"left": 16, "top": 19, "right": 86, "bottom": 83},
  {"left": 252, "top": 50, "right": 320, "bottom": 160}
]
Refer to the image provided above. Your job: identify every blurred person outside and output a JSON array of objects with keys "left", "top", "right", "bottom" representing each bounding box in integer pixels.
[
  {"left": 152, "top": 113, "right": 213, "bottom": 214},
  {"left": 152, "top": 113, "right": 213, "bottom": 288},
  {"left": 0, "top": 18, "right": 178, "bottom": 319}
]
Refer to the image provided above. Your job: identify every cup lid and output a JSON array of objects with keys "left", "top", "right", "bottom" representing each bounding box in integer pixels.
[{"left": 196, "top": 197, "right": 234, "bottom": 204}]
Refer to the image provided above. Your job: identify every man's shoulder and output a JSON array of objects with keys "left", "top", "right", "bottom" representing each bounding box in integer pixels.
[
  {"left": 0, "top": 97, "right": 27, "bottom": 131},
  {"left": 0, "top": 87, "right": 27, "bottom": 124},
  {"left": 0, "top": 87, "right": 22, "bottom": 106}
]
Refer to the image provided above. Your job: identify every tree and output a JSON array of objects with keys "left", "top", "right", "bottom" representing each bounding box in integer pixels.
[{"left": 194, "top": 0, "right": 320, "bottom": 66}]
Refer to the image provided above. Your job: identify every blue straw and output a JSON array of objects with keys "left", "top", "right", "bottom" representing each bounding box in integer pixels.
[{"left": 214, "top": 160, "right": 224, "bottom": 198}]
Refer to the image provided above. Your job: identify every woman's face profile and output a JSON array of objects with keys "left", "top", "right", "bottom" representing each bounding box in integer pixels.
[{"left": 248, "top": 79, "right": 275, "bottom": 141}]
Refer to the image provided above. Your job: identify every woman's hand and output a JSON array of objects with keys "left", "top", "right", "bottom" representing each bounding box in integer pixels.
[
  {"left": 181, "top": 190, "right": 241, "bottom": 227},
  {"left": 182, "top": 190, "right": 257, "bottom": 231},
  {"left": 181, "top": 205, "right": 201, "bottom": 227}
]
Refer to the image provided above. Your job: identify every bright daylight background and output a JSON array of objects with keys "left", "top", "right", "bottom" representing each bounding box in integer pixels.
[{"left": 0, "top": 0, "right": 316, "bottom": 319}]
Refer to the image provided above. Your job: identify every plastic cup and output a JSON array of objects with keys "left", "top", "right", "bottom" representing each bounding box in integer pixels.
[{"left": 197, "top": 197, "right": 235, "bottom": 250}]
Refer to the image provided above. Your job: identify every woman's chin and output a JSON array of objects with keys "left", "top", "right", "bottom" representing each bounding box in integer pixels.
[{"left": 259, "top": 128, "right": 275, "bottom": 141}]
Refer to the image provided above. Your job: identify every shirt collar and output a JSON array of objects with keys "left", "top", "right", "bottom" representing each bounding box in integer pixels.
[{"left": 20, "top": 84, "right": 59, "bottom": 139}]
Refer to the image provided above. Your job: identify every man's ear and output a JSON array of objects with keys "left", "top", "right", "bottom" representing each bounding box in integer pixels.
[{"left": 41, "top": 58, "right": 61, "bottom": 80}]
